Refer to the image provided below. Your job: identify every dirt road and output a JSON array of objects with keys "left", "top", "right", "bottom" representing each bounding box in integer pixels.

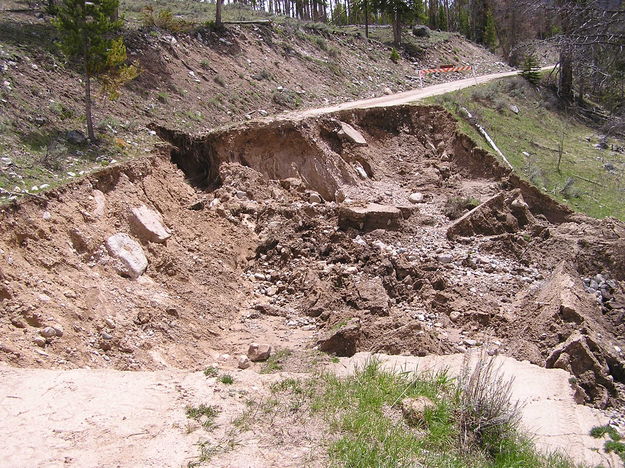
[{"left": 293, "top": 67, "right": 553, "bottom": 118}]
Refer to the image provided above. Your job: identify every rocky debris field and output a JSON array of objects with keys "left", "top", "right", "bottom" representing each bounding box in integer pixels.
[{"left": 1, "top": 104, "right": 625, "bottom": 427}]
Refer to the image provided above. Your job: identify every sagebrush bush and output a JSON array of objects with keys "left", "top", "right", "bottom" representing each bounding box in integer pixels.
[
  {"left": 457, "top": 351, "right": 522, "bottom": 451},
  {"left": 140, "top": 7, "right": 192, "bottom": 33}
]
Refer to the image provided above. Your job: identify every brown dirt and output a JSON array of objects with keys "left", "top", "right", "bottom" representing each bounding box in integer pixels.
[{"left": 1, "top": 104, "right": 624, "bottom": 414}]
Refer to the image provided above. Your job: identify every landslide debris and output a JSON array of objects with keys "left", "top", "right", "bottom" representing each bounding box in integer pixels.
[{"left": 1, "top": 105, "right": 624, "bottom": 417}]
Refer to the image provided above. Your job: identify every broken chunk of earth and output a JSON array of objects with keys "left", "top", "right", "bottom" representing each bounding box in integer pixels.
[{"left": 1, "top": 104, "right": 624, "bottom": 417}]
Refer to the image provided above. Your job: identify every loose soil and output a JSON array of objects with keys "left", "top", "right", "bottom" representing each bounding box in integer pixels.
[{"left": 1, "top": 103, "right": 624, "bottom": 465}]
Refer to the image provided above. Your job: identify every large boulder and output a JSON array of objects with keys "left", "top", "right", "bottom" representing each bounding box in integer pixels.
[
  {"left": 317, "top": 318, "right": 361, "bottom": 357},
  {"left": 129, "top": 205, "right": 171, "bottom": 243},
  {"left": 105, "top": 233, "right": 148, "bottom": 279},
  {"left": 546, "top": 332, "right": 614, "bottom": 408},
  {"left": 412, "top": 25, "right": 431, "bottom": 37},
  {"left": 337, "top": 121, "right": 367, "bottom": 146},
  {"left": 338, "top": 203, "right": 402, "bottom": 231},
  {"left": 247, "top": 343, "right": 272, "bottom": 362},
  {"left": 352, "top": 277, "right": 389, "bottom": 315}
]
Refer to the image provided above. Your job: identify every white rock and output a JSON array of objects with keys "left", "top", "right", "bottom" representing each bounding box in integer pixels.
[
  {"left": 437, "top": 254, "right": 453, "bottom": 264},
  {"left": 105, "top": 233, "right": 148, "bottom": 279},
  {"left": 128, "top": 205, "right": 171, "bottom": 243},
  {"left": 309, "top": 192, "right": 322, "bottom": 203},
  {"left": 92, "top": 190, "right": 106, "bottom": 217},
  {"left": 33, "top": 336, "right": 46, "bottom": 347},
  {"left": 337, "top": 121, "right": 367, "bottom": 146},
  {"left": 408, "top": 192, "right": 424, "bottom": 203},
  {"left": 40, "top": 327, "right": 57, "bottom": 338},
  {"left": 238, "top": 355, "right": 252, "bottom": 369}
]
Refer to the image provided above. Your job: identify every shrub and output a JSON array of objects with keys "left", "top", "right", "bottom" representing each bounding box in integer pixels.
[
  {"left": 272, "top": 89, "right": 302, "bottom": 109},
  {"left": 521, "top": 54, "right": 541, "bottom": 86},
  {"left": 140, "top": 7, "right": 192, "bottom": 33},
  {"left": 390, "top": 48, "right": 401, "bottom": 64},
  {"left": 457, "top": 351, "right": 522, "bottom": 452},
  {"left": 560, "top": 177, "right": 581, "bottom": 199}
]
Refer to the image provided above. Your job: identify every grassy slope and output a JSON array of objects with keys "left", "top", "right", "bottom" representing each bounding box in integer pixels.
[
  {"left": 428, "top": 76, "right": 625, "bottom": 221},
  {"left": 3, "top": 0, "right": 490, "bottom": 203}
]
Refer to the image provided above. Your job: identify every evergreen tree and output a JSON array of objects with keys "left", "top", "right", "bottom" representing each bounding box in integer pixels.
[
  {"left": 458, "top": 7, "right": 470, "bottom": 38},
  {"left": 521, "top": 53, "right": 541, "bottom": 85},
  {"left": 53, "top": 0, "right": 137, "bottom": 140},
  {"left": 371, "top": 0, "right": 414, "bottom": 45},
  {"left": 437, "top": 4, "right": 448, "bottom": 31},
  {"left": 413, "top": 0, "right": 426, "bottom": 24},
  {"left": 483, "top": 8, "right": 497, "bottom": 50}
]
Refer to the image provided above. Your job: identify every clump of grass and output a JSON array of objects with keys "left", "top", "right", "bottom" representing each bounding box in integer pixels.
[
  {"left": 314, "top": 36, "right": 328, "bottom": 51},
  {"left": 443, "top": 196, "right": 480, "bottom": 219},
  {"left": 219, "top": 374, "right": 234, "bottom": 385},
  {"left": 390, "top": 47, "right": 401, "bottom": 64},
  {"left": 203, "top": 366, "right": 218, "bottom": 377},
  {"left": 140, "top": 6, "right": 193, "bottom": 33},
  {"left": 157, "top": 91, "right": 169, "bottom": 104},
  {"left": 590, "top": 424, "right": 625, "bottom": 462},
  {"left": 185, "top": 404, "right": 220, "bottom": 429},
  {"left": 261, "top": 349, "right": 293, "bottom": 374}
]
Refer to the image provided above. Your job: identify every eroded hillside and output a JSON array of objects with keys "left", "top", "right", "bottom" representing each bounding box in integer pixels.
[{"left": 1, "top": 105, "right": 624, "bottom": 418}]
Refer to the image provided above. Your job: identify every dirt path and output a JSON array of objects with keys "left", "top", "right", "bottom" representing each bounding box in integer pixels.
[{"left": 289, "top": 67, "right": 554, "bottom": 119}]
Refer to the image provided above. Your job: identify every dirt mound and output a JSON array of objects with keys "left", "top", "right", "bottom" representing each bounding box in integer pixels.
[{"left": 2, "top": 105, "right": 625, "bottom": 413}]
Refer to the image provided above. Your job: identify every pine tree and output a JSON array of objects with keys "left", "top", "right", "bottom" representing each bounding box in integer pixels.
[
  {"left": 53, "top": 0, "right": 137, "bottom": 140},
  {"left": 521, "top": 54, "right": 541, "bottom": 86},
  {"left": 437, "top": 5, "right": 448, "bottom": 31},
  {"left": 483, "top": 8, "right": 497, "bottom": 50}
]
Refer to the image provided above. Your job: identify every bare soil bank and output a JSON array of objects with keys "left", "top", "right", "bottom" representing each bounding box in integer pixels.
[{"left": 1, "top": 105, "right": 624, "bottom": 412}]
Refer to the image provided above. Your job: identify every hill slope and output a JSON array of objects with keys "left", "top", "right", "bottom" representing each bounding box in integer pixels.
[{"left": 0, "top": 5, "right": 510, "bottom": 201}]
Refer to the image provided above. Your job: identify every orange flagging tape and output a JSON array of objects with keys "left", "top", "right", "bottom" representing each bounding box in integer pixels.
[{"left": 419, "top": 65, "right": 473, "bottom": 75}]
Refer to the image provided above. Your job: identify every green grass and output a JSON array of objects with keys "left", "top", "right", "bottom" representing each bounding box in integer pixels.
[
  {"left": 203, "top": 366, "right": 218, "bottom": 377},
  {"left": 219, "top": 374, "right": 234, "bottom": 385},
  {"left": 260, "top": 349, "right": 293, "bottom": 374},
  {"left": 185, "top": 403, "right": 220, "bottom": 429},
  {"left": 428, "top": 76, "right": 625, "bottom": 221},
  {"left": 590, "top": 424, "right": 625, "bottom": 463},
  {"left": 257, "top": 359, "right": 579, "bottom": 468}
]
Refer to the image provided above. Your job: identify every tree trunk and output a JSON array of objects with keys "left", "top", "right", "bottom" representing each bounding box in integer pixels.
[
  {"left": 559, "top": 49, "right": 573, "bottom": 102},
  {"left": 393, "top": 11, "right": 401, "bottom": 45},
  {"left": 215, "top": 0, "right": 223, "bottom": 26},
  {"left": 364, "top": 0, "right": 369, "bottom": 38},
  {"left": 85, "top": 71, "right": 95, "bottom": 141}
]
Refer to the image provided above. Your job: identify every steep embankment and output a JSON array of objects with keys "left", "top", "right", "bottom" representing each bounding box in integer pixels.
[
  {"left": 0, "top": 6, "right": 511, "bottom": 201},
  {"left": 2, "top": 104, "right": 624, "bottom": 409}
]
